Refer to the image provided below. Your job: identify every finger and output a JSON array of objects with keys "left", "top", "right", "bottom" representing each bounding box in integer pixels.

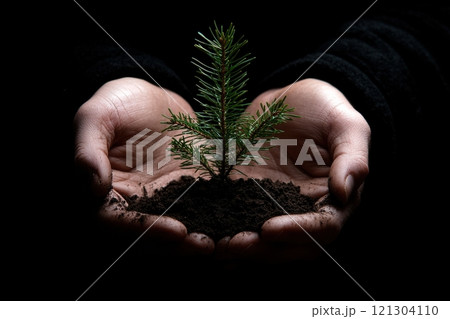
[
  {"left": 215, "top": 236, "right": 246, "bottom": 269},
  {"left": 215, "top": 236, "right": 232, "bottom": 258},
  {"left": 260, "top": 210, "right": 343, "bottom": 245},
  {"left": 99, "top": 191, "right": 187, "bottom": 242},
  {"left": 217, "top": 232, "right": 321, "bottom": 262},
  {"left": 179, "top": 233, "right": 215, "bottom": 256},
  {"left": 227, "top": 231, "right": 260, "bottom": 254},
  {"left": 74, "top": 104, "right": 114, "bottom": 197},
  {"left": 218, "top": 231, "right": 266, "bottom": 261},
  {"left": 327, "top": 104, "right": 370, "bottom": 203}
]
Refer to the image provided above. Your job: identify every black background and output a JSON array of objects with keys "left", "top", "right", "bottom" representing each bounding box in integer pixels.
[{"left": 3, "top": 0, "right": 449, "bottom": 301}]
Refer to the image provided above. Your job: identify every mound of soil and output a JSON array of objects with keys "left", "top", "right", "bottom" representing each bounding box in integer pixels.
[{"left": 126, "top": 176, "right": 316, "bottom": 241}]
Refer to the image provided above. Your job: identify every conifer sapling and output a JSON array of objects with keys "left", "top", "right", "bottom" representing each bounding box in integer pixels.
[{"left": 162, "top": 23, "right": 298, "bottom": 181}]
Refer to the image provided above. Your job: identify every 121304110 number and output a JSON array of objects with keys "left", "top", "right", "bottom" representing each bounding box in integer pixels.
[{"left": 372, "top": 305, "right": 439, "bottom": 316}]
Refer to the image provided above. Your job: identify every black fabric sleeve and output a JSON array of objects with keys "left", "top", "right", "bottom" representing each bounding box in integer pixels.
[
  {"left": 66, "top": 43, "right": 193, "bottom": 110},
  {"left": 257, "top": 6, "right": 450, "bottom": 180}
]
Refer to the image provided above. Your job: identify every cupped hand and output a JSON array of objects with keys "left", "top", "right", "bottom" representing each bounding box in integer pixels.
[
  {"left": 73, "top": 77, "right": 214, "bottom": 255},
  {"left": 216, "top": 78, "right": 371, "bottom": 262}
]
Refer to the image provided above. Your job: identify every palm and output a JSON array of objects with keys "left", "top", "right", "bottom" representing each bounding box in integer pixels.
[
  {"left": 216, "top": 79, "right": 370, "bottom": 262},
  {"left": 236, "top": 112, "right": 330, "bottom": 200},
  {"left": 95, "top": 79, "right": 197, "bottom": 197},
  {"left": 107, "top": 104, "right": 193, "bottom": 199},
  {"left": 75, "top": 78, "right": 214, "bottom": 254}
]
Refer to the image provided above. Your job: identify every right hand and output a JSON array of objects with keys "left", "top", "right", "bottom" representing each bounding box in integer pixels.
[{"left": 73, "top": 77, "right": 214, "bottom": 255}]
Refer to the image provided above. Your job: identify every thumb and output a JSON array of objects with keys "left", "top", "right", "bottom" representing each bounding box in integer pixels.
[
  {"left": 328, "top": 108, "right": 370, "bottom": 204},
  {"left": 73, "top": 106, "right": 113, "bottom": 198}
]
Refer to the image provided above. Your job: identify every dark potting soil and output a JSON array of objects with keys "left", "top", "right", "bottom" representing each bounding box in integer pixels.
[{"left": 126, "top": 176, "right": 316, "bottom": 241}]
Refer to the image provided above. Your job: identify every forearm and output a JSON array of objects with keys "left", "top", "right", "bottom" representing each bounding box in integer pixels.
[{"left": 257, "top": 4, "right": 450, "bottom": 171}]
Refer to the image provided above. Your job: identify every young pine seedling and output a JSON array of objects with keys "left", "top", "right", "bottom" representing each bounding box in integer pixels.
[{"left": 162, "top": 23, "right": 298, "bottom": 181}]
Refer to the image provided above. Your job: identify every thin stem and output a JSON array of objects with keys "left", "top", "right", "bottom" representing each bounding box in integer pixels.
[
  {"left": 224, "top": 101, "right": 286, "bottom": 176},
  {"left": 219, "top": 35, "right": 227, "bottom": 180}
]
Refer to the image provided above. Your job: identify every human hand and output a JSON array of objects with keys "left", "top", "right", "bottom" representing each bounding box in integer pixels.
[
  {"left": 73, "top": 77, "right": 214, "bottom": 255},
  {"left": 216, "top": 78, "right": 371, "bottom": 262}
]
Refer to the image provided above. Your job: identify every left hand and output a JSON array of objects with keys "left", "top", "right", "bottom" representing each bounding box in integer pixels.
[
  {"left": 73, "top": 77, "right": 214, "bottom": 256},
  {"left": 215, "top": 78, "right": 371, "bottom": 262}
]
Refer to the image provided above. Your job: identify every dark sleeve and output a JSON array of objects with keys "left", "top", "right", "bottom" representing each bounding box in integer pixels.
[
  {"left": 66, "top": 43, "right": 192, "bottom": 110},
  {"left": 258, "top": 5, "right": 450, "bottom": 179}
]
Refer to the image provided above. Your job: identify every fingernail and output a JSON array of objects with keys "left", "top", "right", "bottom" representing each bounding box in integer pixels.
[{"left": 344, "top": 174, "right": 355, "bottom": 202}]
